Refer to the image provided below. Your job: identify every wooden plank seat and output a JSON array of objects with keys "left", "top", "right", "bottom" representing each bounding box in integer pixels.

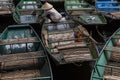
[
  {"left": 0, "top": 0, "right": 10, "bottom": 2},
  {"left": 0, "top": 11, "right": 11, "bottom": 14},
  {"left": 20, "top": 3, "right": 38, "bottom": 6},
  {"left": 20, "top": 9, "right": 41, "bottom": 15},
  {"left": 19, "top": 9, "right": 42, "bottom": 12},
  {"left": 1, "top": 58, "right": 39, "bottom": 70},
  {"left": 0, "top": 37, "right": 38, "bottom": 45},
  {"left": 51, "top": 42, "right": 92, "bottom": 62},
  {"left": 104, "top": 62, "right": 120, "bottom": 77},
  {"left": 109, "top": 52, "right": 120, "bottom": 62},
  {"left": 51, "top": 42, "right": 87, "bottom": 53},
  {"left": 0, "top": 51, "right": 42, "bottom": 61},
  {"left": 113, "top": 34, "right": 120, "bottom": 38},
  {"left": 0, "top": 2, "right": 12, "bottom": 5},
  {"left": 105, "top": 46, "right": 120, "bottom": 52},
  {"left": 104, "top": 75, "right": 120, "bottom": 80},
  {"left": 64, "top": 52, "right": 92, "bottom": 62},
  {"left": 66, "top": 3, "right": 88, "bottom": 5},
  {"left": 0, "top": 51, "right": 43, "bottom": 71},
  {"left": 57, "top": 42, "right": 87, "bottom": 50},
  {"left": 62, "top": 47, "right": 92, "bottom": 62},
  {"left": 67, "top": 8, "right": 94, "bottom": 11},
  {"left": 0, "top": 69, "right": 40, "bottom": 80}
]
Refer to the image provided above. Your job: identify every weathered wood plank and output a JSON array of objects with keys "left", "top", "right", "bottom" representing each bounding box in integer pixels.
[
  {"left": 113, "top": 34, "right": 120, "bottom": 38},
  {"left": 0, "top": 11, "right": 12, "bottom": 14},
  {"left": 64, "top": 53, "right": 92, "bottom": 62},
  {"left": 110, "top": 52, "right": 120, "bottom": 62},
  {"left": 0, "top": 51, "right": 42, "bottom": 61},
  {"left": 57, "top": 42, "right": 87, "bottom": 50},
  {"left": 105, "top": 46, "right": 120, "bottom": 52},
  {"left": 0, "top": 37, "right": 38, "bottom": 45},
  {"left": 104, "top": 75, "right": 120, "bottom": 80},
  {"left": 1, "top": 69, "right": 40, "bottom": 80}
]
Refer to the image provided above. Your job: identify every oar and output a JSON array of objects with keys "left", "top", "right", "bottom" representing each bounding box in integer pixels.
[
  {"left": 77, "top": 25, "right": 98, "bottom": 44},
  {"left": 42, "top": 30, "right": 49, "bottom": 47}
]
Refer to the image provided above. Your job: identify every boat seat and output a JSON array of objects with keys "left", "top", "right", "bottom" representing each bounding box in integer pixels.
[
  {"left": 66, "top": 3, "right": 88, "bottom": 5},
  {"left": 20, "top": 9, "right": 41, "bottom": 15},
  {"left": 0, "top": 0, "right": 10, "bottom": 2},
  {"left": 19, "top": 9, "right": 41, "bottom": 12},
  {"left": 109, "top": 52, "right": 120, "bottom": 62},
  {"left": 105, "top": 46, "right": 120, "bottom": 52},
  {"left": 0, "top": 51, "right": 43, "bottom": 62},
  {"left": 104, "top": 75, "right": 120, "bottom": 80},
  {"left": 62, "top": 47, "right": 92, "bottom": 62},
  {"left": 113, "top": 34, "right": 120, "bottom": 39},
  {"left": 104, "top": 62, "right": 120, "bottom": 77},
  {"left": 57, "top": 42, "right": 87, "bottom": 50},
  {"left": 1, "top": 69, "right": 40, "bottom": 80},
  {"left": 0, "top": 37, "right": 38, "bottom": 45},
  {"left": 66, "top": 8, "right": 94, "bottom": 11},
  {"left": 0, "top": 10, "right": 12, "bottom": 14}
]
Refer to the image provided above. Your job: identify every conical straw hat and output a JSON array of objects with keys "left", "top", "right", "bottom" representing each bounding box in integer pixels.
[{"left": 41, "top": 2, "right": 53, "bottom": 10}]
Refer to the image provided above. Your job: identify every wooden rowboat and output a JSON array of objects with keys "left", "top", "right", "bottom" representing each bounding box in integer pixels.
[
  {"left": 0, "top": 0, "right": 14, "bottom": 15},
  {"left": 0, "top": 24, "right": 53, "bottom": 80},
  {"left": 41, "top": 18, "right": 99, "bottom": 65},
  {"left": 13, "top": 0, "right": 43, "bottom": 24},
  {"left": 96, "top": 0, "right": 120, "bottom": 19},
  {"left": 65, "top": 0, "right": 107, "bottom": 25},
  {"left": 91, "top": 27, "right": 120, "bottom": 80}
]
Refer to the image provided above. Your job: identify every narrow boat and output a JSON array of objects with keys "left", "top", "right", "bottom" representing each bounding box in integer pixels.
[
  {"left": 41, "top": 0, "right": 64, "bottom": 2},
  {"left": 41, "top": 18, "right": 99, "bottom": 65},
  {"left": 96, "top": 0, "right": 120, "bottom": 19},
  {"left": 0, "top": 24, "right": 53, "bottom": 80},
  {"left": 13, "top": 0, "right": 43, "bottom": 24},
  {"left": 0, "top": 0, "right": 14, "bottom": 15},
  {"left": 91, "top": 27, "right": 120, "bottom": 80},
  {"left": 64, "top": 0, "right": 107, "bottom": 25}
]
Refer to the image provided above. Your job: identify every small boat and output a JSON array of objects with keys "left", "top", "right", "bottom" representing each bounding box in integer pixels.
[
  {"left": 0, "top": 24, "right": 53, "bottom": 80},
  {"left": 91, "top": 27, "right": 120, "bottom": 80},
  {"left": 41, "top": 18, "right": 99, "bottom": 65},
  {"left": 13, "top": 0, "right": 43, "bottom": 24},
  {"left": 0, "top": 0, "right": 14, "bottom": 15},
  {"left": 96, "top": 0, "right": 120, "bottom": 19},
  {"left": 65, "top": 0, "right": 107, "bottom": 25},
  {"left": 41, "top": 0, "right": 64, "bottom": 2}
]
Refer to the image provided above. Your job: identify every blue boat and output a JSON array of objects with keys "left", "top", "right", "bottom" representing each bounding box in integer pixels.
[{"left": 96, "top": 0, "right": 120, "bottom": 19}]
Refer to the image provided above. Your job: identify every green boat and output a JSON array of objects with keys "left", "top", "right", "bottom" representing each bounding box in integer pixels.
[
  {"left": 13, "top": 0, "right": 43, "bottom": 24},
  {"left": 65, "top": 0, "right": 107, "bottom": 25},
  {"left": 0, "top": 24, "right": 53, "bottom": 80},
  {"left": 91, "top": 27, "right": 120, "bottom": 80},
  {"left": 41, "top": 18, "right": 99, "bottom": 65},
  {"left": 41, "top": 0, "right": 64, "bottom": 2},
  {"left": 0, "top": 0, "right": 14, "bottom": 15}
]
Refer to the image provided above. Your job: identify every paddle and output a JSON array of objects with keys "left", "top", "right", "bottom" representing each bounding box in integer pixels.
[
  {"left": 42, "top": 30, "right": 49, "bottom": 47},
  {"left": 77, "top": 25, "right": 98, "bottom": 44}
]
